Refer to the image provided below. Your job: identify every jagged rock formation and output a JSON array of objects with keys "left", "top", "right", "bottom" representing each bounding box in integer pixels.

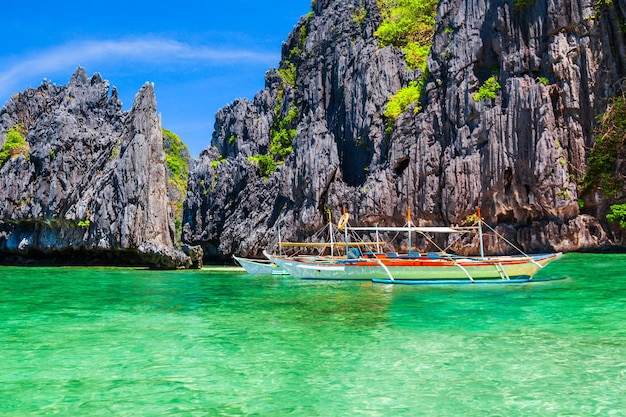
[
  {"left": 184, "top": 0, "right": 626, "bottom": 259},
  {"left": 0, "top": 68, "right": 193, "bottom": 267}
]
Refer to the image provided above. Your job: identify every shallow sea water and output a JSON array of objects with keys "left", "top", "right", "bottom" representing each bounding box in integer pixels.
[{"left": 1, "top": 253, "right": 625, "bottom": 416}]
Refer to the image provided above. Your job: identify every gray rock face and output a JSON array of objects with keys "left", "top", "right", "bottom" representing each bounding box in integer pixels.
[
  {"left": 0, "top": 68, "right": 190, "bottom": 267},
  {"left": 184, "top": 0, "right": 412, "bottom": 258},
  {"left": 187, "top": 0, "right": 626, "bottom": 259},
  {"left": 417, "top": 0, "right": 626, "bottom": 252}
]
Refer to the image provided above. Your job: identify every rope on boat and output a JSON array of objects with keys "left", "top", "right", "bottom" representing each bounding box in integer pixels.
[{"left": 479, "top": 221, "right": 545, "bottom": 269}]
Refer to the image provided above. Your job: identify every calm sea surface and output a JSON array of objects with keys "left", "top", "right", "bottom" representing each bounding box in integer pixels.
[{"left": 1, "top": 253, "right": 625, "bottom": 416}]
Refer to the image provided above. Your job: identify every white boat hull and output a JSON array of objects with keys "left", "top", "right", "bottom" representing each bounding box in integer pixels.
[{"left": 233, "top": 255, "right": 288, "bottom": 275}]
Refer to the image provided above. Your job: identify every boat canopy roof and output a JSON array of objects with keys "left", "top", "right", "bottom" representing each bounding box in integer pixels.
[
  {"left": 346, "top": 226, "right": 477, "bottom": 234},
  {"left": 279, "top": 241, "right": 386, "bottom": 248}
]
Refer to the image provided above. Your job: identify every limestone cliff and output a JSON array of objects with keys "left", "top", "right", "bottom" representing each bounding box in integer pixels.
[
  {"left": 0, "top": 68, "right": 191, "bottom": 267},
  {"left": 183, "top": 0, "right": 626, "bottom": 259}
]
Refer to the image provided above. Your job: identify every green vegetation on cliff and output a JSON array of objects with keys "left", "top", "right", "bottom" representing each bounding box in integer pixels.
[
  {"left": 352, "top": 5, "right": 368, "bottom": 26},
  {"left": 249, "top": 97, "right": 299, "bottom": 179},
  {"left": 376, "top": 0, "right": 436, "bottom": 124},
  {"left": 163, "top": 128, "right": 190, "bottom": 193},
  {"left": 278, "top": 61, "right": 297, "bottom": 86},
  {"left": 513, "top": 0, "right": 536, "bottom": 10},
  {"left": 384, "top": 77, "right": 426, "bottom": 119},
  {"left": 607, "top": 203, "right": 626, "bottom": 228},
  {"left": 473, "top": 76, "right": 502, "bottom": 102},
  {"left": 374, "top": 0, "right": 438, "bottom": 71},
  {"left": 0, "top": 124, "right": 29, "bottom": 167},
  {"left": 287, "top": 11, "right": 312, "bottom": 61},
  {"left": 270, "top": 105, "right": 298, "bottom": 160},
  {"left": 247, "top": 154, "right": 277, "bottom": 179},
  {"left": 162, "top": 128, "right": 190, "bottom": 242},
  {"left": 580, "top": 96, "right": 626, "bottom": 197}
]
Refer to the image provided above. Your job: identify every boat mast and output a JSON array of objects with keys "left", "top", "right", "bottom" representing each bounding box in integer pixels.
[
  {"left": 375, "top": 224, "right": 381, "bottom": 253},
  {"left": 341, "top": 207, "right": 350, "bottom": 256},
  {"left": 407, "top": 206, "right": 412, "bottom": 252},
  {"left": 328, "top": 211, "right": 335, "bottom": 257},
  {"left": 344, "top": 216, "right": 349, "bottom": 256},
  {"left": 477, "top": 208, "right": 485, "bottom": 259}
]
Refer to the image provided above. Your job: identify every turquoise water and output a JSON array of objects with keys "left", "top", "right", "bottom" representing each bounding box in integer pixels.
[{"left": 1, "top": 253, "right": 625, "bottom": 416}]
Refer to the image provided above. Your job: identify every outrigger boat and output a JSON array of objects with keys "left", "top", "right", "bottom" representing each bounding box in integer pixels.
[{"left": 264, "top": 209, "right": 562, "bottom": 284}]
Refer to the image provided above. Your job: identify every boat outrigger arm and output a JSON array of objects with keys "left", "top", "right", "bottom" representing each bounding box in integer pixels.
[
  {"left": 374, "top": 258, "right": 396, "bottom": 282},
  {"left": 449, "top": 259, "right": 475, "bottom": 283}
]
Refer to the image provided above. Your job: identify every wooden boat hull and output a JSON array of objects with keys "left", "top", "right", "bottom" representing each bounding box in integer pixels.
[{"left": 267, "top": 253, "right": 561, "bottom": 282}]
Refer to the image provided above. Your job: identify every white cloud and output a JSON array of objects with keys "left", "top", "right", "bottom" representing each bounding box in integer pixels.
[{"left": 0, "top": 38, "right": 278, "bottom": 98}]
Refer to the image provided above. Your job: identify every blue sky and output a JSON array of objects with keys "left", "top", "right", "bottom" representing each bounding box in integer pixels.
[{"left": 0, "top": 1, "right": 312, "bottom": 156}]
